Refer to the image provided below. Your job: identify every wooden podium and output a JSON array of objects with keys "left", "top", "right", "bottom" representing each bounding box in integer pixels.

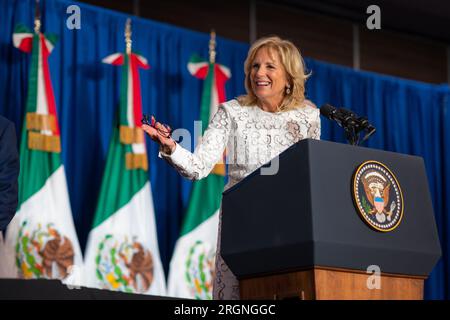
[
  {"left": 239, "top": 268, "right": 425, "bottom": 300},
  {"left": 221, "top": 139, "right": 441, "bottom": 300}
]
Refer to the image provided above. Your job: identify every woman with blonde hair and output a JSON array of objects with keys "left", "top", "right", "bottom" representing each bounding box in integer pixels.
[{"left": 143, "top": 36, "right": 321, "bottom": 299}]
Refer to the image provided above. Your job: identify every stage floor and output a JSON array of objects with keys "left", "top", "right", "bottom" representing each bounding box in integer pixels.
[{"left": 0, "top": 279, "right": 173, "bottom": 300}]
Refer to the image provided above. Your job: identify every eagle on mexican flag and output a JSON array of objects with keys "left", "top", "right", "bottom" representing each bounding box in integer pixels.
[
  {"left": 167, "top": 32, "right": 231, "bottom": 299},
  {"left": 82, "top": 19, "right": 166, "bottom": 295},
  {"left": 2, "top": 9, "right": 83, "bottom": 284}
]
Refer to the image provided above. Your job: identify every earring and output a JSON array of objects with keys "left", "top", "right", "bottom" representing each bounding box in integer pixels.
[{"left": 286, "top": 86, "right": 291, "bottom": 94}]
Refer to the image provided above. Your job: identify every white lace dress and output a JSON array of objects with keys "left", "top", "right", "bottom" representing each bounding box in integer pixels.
[{"left": 160, "top": 98, "right": 321, "bottom": 299}]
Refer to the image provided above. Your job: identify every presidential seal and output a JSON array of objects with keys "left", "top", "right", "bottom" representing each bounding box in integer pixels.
[{"left": 352, "top": 161, "right": 403, "bottom": 232}]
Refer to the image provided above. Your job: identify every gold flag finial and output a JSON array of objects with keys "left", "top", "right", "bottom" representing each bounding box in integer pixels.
[
  {"left": 125, "top": 18, "right": 132, "bottom": 54},
  {"left": 209, "top": 29, "right": 216, "bottom": 64},
  {"left": 34, "top": 0, "right": 41, "bottom": 34}
]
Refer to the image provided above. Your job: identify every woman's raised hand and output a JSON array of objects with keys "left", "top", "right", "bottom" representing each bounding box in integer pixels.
[{"left": 142, "top": 115, "right": 176, "bottom": 154}]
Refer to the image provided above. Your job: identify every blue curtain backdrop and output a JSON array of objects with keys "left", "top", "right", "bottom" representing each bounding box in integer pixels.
[{"left": 0, "top": 0, "right": 448, "bottom": 299}]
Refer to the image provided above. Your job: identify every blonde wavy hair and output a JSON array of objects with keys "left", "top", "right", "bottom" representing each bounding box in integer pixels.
[{"left": 238, "top": 36, "right": 311, "bottom": 112}]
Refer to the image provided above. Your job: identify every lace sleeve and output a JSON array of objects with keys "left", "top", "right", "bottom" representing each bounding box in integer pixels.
[
  {"left": 159, "top": 105, "right": 231, "bottom": 180},
  {"left": 308, "top": 107, "right": 321, "bottom": 140},
  {"left": 305, "top": 104, "right": 321, "bottom": 140}
]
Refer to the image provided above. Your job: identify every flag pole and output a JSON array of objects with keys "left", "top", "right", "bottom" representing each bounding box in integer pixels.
[
  {"left": 209, "top": 29, "right": 216, "bottom": 64},
  {"left": 34, "top": 0, "right": 41, "bottom": 34},
  {"left": 125, "top": 18, "right": 132, "bottom": 55}
]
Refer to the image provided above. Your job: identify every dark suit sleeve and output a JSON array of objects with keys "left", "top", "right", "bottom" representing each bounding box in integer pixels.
[{"left": 0, "top": 121, "right": 20, "bottom": 231}]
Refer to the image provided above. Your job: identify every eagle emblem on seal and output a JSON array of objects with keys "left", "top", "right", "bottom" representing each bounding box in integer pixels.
[{"left": 352, "top": 161, "right": 403, "bottom": 232}]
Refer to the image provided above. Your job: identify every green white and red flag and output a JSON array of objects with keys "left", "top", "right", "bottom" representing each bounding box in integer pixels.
[
  {"left": 2, "top": 18, "right": 83, "bottom": 286},
  {"left": 82, "top": 20, "right": 166, "bottom": 295},
  {"left": 167, "top": 33, "right": 231, "bottom": 299}
]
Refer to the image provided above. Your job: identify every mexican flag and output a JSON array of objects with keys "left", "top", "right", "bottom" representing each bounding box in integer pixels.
[
  {"left": 167, "top": 55, "right": 231, "bottom": 299},
  {"left": 82, "top": 45, "right": 166, "bottom": 295},
  {"left": 2, "top": 24, "right": 83, "bottom": 285}
]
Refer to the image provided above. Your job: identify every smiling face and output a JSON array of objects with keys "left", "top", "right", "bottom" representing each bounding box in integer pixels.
[{"left": 250, "top": 47, "right": 288, "bottom": 111}]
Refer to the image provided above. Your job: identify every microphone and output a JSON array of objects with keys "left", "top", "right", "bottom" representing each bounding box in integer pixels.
[
  {"left": 320, "top": 104, "right": 356, "bottom": 128},
  {"left": 320, "top": 104, "right": 376, "bottom": 145},
  {"left": 340, "top": 108, "right": 377, "bottom": 143}
]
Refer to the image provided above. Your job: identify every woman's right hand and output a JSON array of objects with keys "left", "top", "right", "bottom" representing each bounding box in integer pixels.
[{"left": 142, "top": 118, "right": 176, "bottom": 155}]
